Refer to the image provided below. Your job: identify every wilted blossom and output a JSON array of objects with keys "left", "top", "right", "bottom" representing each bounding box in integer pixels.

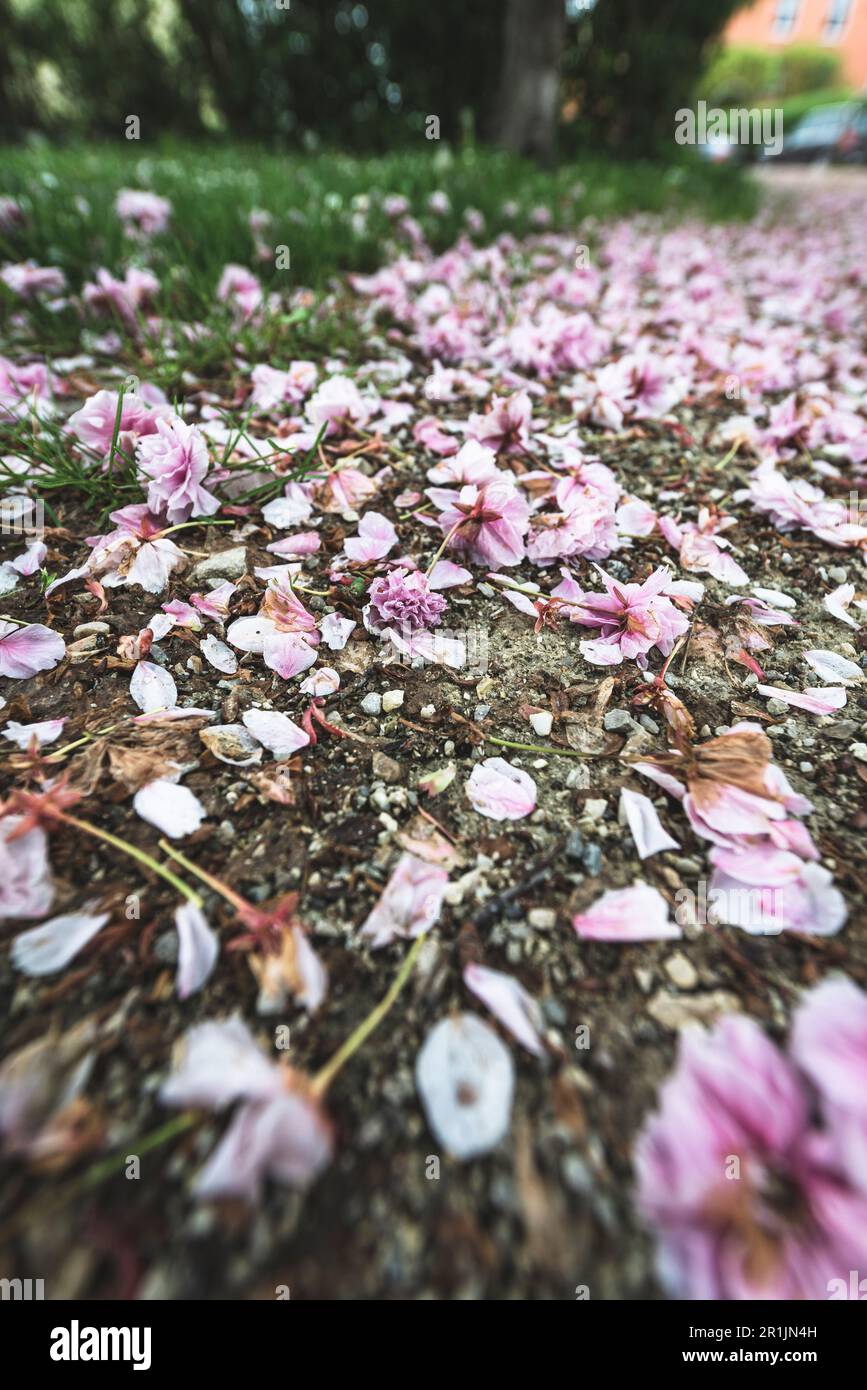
[
  {"left": 737, "top": 461, "right": 867, "bottom": 549},
  {"left": 465, "top": 758, "right": 536, "bottom": 821},
  {"left": 427, "top": 476, "right": 530, "bottom": 568},
  {"left": 115, "top": 188, "right": 172, "bottom": 237},
  {"left": 0, "top": 816, "right": 54, "bottom": 923},
  {"left": 360, "top": 852, "right": 448, "bottom": 948},
  {"left": 567, "top": 565, "right": 691, "bottom": 667},
  {"left": 0, "top": 622, "right": 65, "bottom": 679},
  {"left": 636, "top": 981, "right": 867, "bottom": 1299},
  {"left": 160, "top": 1016, "right": 332, "bottom": 1200},
  {"left": 136, "top": 416, "right": 220, "bottom": 525},
  {"left": 0, "top": 356, "right": 55, "bottom": 420},
  {"left": 46, "top": 504, "right": 186, "bottom": 597},
  {"left": 366, "top": 567, "right": 446, "bottom": 635},
  {"left": 658, "top": 509, "right": 748, "bottom": 587}
]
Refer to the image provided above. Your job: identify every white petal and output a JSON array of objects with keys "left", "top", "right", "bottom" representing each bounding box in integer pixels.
[
  {"left": 242, "top": 708, "right": 310, "bottom": 760},
  {"left": 175, "top": 902, "right": 219, "bottom": 999},
  {"left": 133, "top": 779, "right": 207, "bottom": 837},
  {"left": 415, "top": 1014, "right": 514, "bottom": 1160},
  {"left": 130, "top": 660, "right": 177, "bottom": 713},
  {"left": 200, "top": 634, "right": 238, "bottom": 674},
  {"left": 12, "top": 910, "right": 109, "bottom": 975},
  {"left": 619, "top": 787, "right": 680, "bottom": 859}
]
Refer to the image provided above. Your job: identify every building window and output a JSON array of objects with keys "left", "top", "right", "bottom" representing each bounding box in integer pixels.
[
  {"left": 824, "top": 0, "right": 852, "bottom": 40},
  {"left": 772, "top": 0, "right": 801, "bottom": 36}
]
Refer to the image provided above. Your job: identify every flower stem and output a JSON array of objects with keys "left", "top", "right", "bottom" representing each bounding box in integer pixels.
[
  {"left": 485, "top": 734, "right": 592, "bottom": 759},
  {"left": 58, "top": 812, "right": 203, "bottom": 907},
  {"left": 425, "top": 517, "right": 465, "bottom": 576},
  {"left": 311, "top": 931, "right": 429, "bottom": 1098},
  {"left": 159, "top": 838, "right": 249, "bottom": 913}
]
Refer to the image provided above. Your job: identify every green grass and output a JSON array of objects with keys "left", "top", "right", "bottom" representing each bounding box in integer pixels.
[
  {"left": 0, "top": 142, "right": 759, "bottom": 518},
  {"left": 0, "top": 141, "right": 758, "bottom": 296}
]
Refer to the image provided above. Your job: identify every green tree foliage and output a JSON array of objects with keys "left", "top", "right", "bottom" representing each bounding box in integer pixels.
[{"left": 562, "top": 0, "right": 750, "bottom": 158}]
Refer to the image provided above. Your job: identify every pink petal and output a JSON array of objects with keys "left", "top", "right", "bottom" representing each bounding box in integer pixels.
[
  {"left": 0, "top": 622, "right": 65, "bottom": 679},
  {"left": 1, "top": 718, "right": 66, "bottom": 749},
  {"left": 262, "top": 632, "right": 317, "bottom": 679},
  {"left": 360, "top": 852, "right": 448, "bottom": 947},
  {"left": 160, "top": 1017, "right": 282, "bottom": 1110},
  {"left": 415, "top": 1014, "right": 514, "bottom": 1160},
  {"left": 756, "top": 683, "right": 847, "bottom": 715},
  {"left": 573, "top": 883, "right": 680, "bottom": 941},
  {"left": 463, "top": 962, "right": 545, "bottom": 1057},
  {"left": 465, "top": 758, "right": 536, "bottom": 821}
]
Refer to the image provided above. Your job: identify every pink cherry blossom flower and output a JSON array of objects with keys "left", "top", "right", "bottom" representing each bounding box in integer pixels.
[
  {"left": 306, "top": 375, "right": 371, "bottom": 437},
  {"left": 636, "top": 994, "right": 867, "bottom": 1299},
  {"left": 360, "top": 852, "right": 448, "bottom": 948},
  {"left": 569, "top": 565, "right": 690, "bottom": 667},
  {"left": 115, "top": 188, "right": 171, "bottom": 236},
  {"left": 428, "top": 477, "right": 529, "bottom": 569},
  {"left": 366, "top": 567, "right": 446, "bottom": 635},
  {"left": 790, "top": 978, "right": 867, "bottom": 1197},
  {"left": 216, "top": 263, "right": 263, "bottom": 318},
  {"left": 467, "top": 391, "right": 532, "bottom": 454},
  {"left": 250, "top": 361, "right": 317, "bottom": 409},
  {"left": 0, "top": 261, "right": 67, "bottom": 299},
  {"left": 465, "top": 758, "right": 536, "bottom": 821},
  {"left": 136, "top": 416, "right": 220, "bottom": 525},
  {"left": 708, "top": 845, "right": 846, "bottom": 936},
  {"left": 83, "top": 266, "right": 159, "bottom": 330},
  {"left": 160, "top": 1016, "right": 332, "bottom": 1200},
  {"left": 0, "top": 622, "right": 65, "bottom": 679},
  {"left": 67, "top": 388, "right": 170, "bottom": 459},
  {"left": 573, "top": 882, "right": 680, "bottom": 941}
]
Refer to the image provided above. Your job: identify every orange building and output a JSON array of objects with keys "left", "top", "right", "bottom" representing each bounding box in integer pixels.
[{"left": 724, "top": 0, "right": 867, "bottom": 90}]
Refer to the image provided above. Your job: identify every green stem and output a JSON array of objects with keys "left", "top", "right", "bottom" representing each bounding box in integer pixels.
[
  {"left": 425, "top": 516, "right": 465, "bottom": 576},
  {"left": 484, "top": 734, "right": 592, "bottom": 760},
  {"left": 311, "top": 931, "right": 429, "bottom": 1098},
  {"left": 159, "top": 838, "right": 248, "bottom": 913},
  {"left": 59, "top": 813, "right": 203, "bottom": 907}
]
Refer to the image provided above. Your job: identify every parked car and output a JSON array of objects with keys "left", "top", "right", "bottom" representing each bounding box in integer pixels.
[{"left": 764, "top": 102, "right": 867, "bottom": 165}]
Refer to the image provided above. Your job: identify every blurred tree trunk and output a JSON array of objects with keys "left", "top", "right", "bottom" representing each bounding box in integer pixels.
[{"left": 494, "top": 0, "right": 566, "bottom": 163}]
